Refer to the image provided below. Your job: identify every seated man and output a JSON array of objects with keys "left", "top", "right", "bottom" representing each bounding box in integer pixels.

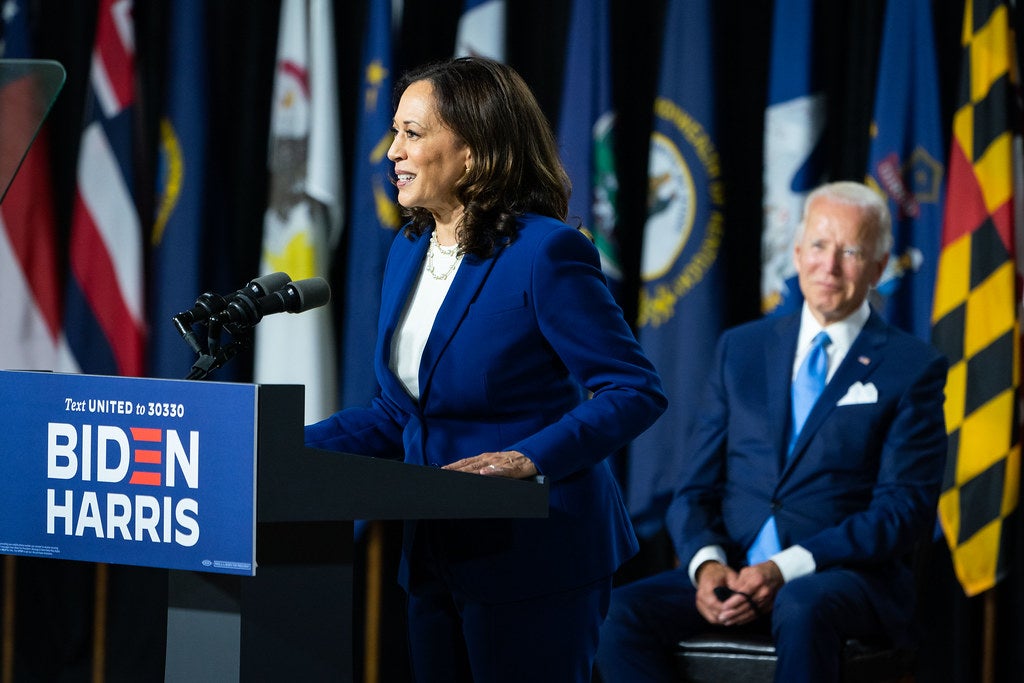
[{"left": 596, "top": 181, "right": 948, "bottom": 683}]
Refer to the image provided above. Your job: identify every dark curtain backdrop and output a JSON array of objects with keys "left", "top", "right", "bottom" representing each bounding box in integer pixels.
[{"left": 3, "top": 0, "right": 1022, "bottom": 681}]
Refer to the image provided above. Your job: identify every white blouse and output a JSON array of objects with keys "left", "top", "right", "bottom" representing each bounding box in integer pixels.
[{"left": 389, "top": 239, "right": 464, "bottom": 399}]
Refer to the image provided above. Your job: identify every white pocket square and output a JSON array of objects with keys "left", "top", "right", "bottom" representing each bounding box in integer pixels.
[{"left": 837, "top": 381, "right": 878, "bottom": 406}]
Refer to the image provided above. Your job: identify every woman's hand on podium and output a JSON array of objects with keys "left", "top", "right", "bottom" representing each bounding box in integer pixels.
[{"left": 443, "top": 450, "right": 538, "bottom": 479}]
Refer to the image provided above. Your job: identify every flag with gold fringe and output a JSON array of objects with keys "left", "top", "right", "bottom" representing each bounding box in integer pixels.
[{"left": 930, "top": 0, "right": 1021, "bottom": 597}]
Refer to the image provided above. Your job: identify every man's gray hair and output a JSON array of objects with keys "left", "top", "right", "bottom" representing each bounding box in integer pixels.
[{"left": 800, "top": 181, "right": 894, "bottom": 260}]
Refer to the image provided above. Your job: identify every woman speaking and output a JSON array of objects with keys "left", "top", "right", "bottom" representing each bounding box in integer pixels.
[{"left": 305, "top": 56, "right": 666, "bottom": 682}]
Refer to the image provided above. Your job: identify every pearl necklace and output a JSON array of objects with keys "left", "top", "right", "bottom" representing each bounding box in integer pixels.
[{"left": 426, "top": 232, "right": 462, "bottom": 280}]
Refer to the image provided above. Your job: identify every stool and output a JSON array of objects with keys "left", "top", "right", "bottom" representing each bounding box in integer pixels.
[{"left": 675, "top": 631, "right": 916, "bottom": 682}]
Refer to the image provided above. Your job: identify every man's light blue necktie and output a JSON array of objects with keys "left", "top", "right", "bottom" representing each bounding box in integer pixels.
[
  {"left": 790, "top": 331, "right": 832, "bottom": 447},
  {"left": 747, "top": 331, "right": 832, "bottom": 565}
]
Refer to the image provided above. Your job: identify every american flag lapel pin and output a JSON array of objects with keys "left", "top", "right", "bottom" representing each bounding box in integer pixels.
[{"left": 858, "top": 356, "right": 871, "bottom": 366}]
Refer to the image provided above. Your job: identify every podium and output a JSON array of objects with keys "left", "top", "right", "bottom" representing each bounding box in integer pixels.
[
  {"left": 0, "top": 371, "right": 547, "bottom": 681},
  {"left": 166, "top": 383, "right": 549, "bottom": 681}
]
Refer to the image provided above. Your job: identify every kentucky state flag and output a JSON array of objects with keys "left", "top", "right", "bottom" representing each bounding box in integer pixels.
[
  {"left": 149, "top": 0, "right": 207, "bottom": 379},
  {"left": 629, "top": 0, "right": 725, "bottom": 538}
]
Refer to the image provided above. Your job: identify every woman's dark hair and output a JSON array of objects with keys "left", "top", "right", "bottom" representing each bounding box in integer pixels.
[{"left": 394, "top": 57, "right": 571, "bottom": 258}]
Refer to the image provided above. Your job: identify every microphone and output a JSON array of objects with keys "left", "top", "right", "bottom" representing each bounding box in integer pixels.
[
  {"left": 173, "top": 272, "right": 292, "bottom": 354},
  {"left": 215, "top": 277, "right": 332, "bottom": 328},
  {"left": 173, "top": 272, "right": 292, "bottom": 326},
  {"left": 234, "top": 271, "right": 294, "bottom": 303}
]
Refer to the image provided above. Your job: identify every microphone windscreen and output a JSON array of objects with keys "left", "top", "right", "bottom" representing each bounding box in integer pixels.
[
  {"left": 290, "top": 277, "right": 332, "bottom": 311},
  {"left": 255, "top": 277, "right": 332, "bottom": 316},
  {"left": 247, "top": 271, "right": 292, "bottom": 297}
]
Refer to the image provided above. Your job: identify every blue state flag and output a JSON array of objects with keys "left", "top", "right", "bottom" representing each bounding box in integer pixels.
[
  {"left": 629, "top": 0, "right": 725, "bottom": 538},
  {"left": 557, "top": 0, "right": 621, "bottom": 298},
  {"left": 760, "top": 0, "right": 826, "bottom": 315},
  {"left": 865, "top": 0, "right": 944, "bottom": 342},
  {"left": 341, "top": 0, "right": 401, "bottom": 408},
  {"left": 150, "top": 0, "right": 207, "bottom": 379}
]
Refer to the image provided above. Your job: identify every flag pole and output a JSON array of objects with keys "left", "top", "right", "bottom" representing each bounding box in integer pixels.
[
  {"left": 982, "top": 588, "right": 996, "bottom": 683},
  {"left": 92, "top": 563, "right": 108, "bottom": 683},
  {"left": 363, "top": 521, "right": 385, "bottom": 683},
  {"left": 2, "top": 556, "right": 14, "bottom": 683}
]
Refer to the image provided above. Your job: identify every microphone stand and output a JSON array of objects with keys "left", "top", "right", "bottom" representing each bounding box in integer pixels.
[
  {"left": 183, "top": 332, "right": 252, "bottom": 380},
  {"left": 174, "top": 299, "right": 254, "bottom": 381}
]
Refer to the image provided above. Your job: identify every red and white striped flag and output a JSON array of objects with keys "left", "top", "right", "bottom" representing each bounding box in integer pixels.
[{"left": 64, "top": 0, "right": 145, "bottom": 376}]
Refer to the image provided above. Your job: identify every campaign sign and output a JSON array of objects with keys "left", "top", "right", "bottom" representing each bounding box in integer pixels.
[{"left": 0, "top": 370, "right": 257, "bottom": 576}]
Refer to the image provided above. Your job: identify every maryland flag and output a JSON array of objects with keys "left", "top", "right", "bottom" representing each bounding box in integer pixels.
[{"left": 931, "top": 0, "right": 1021, "bottom": 597}]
